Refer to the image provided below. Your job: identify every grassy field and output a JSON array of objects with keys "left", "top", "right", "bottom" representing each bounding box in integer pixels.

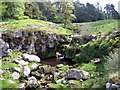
[
  {"left": 0, "top": 19, "right": 118, "bottom": 35},
  {"left": 0, "top": 19, "right": 72, "bottom": 35},
  {"left": 74, "top": 20, "right": 118, "bottom": 35}
]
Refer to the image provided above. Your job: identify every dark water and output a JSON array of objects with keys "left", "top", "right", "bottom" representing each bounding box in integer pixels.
[{"left": 41, "top": 58, "right": 75, "bottom": 66}]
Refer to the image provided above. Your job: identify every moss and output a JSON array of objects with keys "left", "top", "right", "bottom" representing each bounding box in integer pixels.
[{"left": 57, "top": 65, "right": 69, "bottom": 77}]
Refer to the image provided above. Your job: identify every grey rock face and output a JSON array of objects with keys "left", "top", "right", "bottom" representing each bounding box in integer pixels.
[
  {"left": 0, "top": 42, "right": 9, "bottom": 57},
  {"left": 64, "top": 69, "right": 89, "bottom": 80},
  {"left": 1, "top": 30, "right": 67, "bottom": 59},
  {"left": 14, "top": 31, "right": 22, "bottom": 38}
]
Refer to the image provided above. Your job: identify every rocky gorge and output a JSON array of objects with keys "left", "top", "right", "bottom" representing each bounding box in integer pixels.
[{"left": 0, "top": 28, "right": 120, "bottom": 89}]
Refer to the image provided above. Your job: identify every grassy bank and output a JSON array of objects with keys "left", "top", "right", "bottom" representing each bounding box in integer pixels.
[
  {"left": 72, "top": 20, "right": 118, "bottom": 35},
  {"left": 0, "top": 19, "right": 72, "bottom": 35}
]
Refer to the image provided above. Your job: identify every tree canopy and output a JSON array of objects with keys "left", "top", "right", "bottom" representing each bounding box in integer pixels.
[{"left": 1, "top": 1, "right": 120, "bottom": 22}]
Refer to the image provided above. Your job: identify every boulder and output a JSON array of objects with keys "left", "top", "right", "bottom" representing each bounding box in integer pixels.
[
  {"left": 56, "top": 78, "right": 65, "bottom": 83},
  {"left": 54, "top": 71, "right": 62, "bottom": 77},
  {"left": 26, "top": 76, "right": 39, "bottom": 88},
  {"left": 14, "top": 60, "right": 29, "bottom": 65},
  {"left": 12, "top": 72, "right": 20, "bottom": 80},
  {"left": 106, "top": 82, "right": 120, "bottom": 89},
  {"left": 111, "top": 84, "right": 120, "bottom": 89},
  {"left": 64, "top": 69, "right": 89, "bottom": 80},
  {"left": 30, "top": 71, "right": 42, "bottom": 79},
  {"left": 31, "top": 63, "right": 38, "bottom": 70},
  {"left": 22, "top": 66, "right": 31, "bottom": 77},
  {"left": 68, "top": 80, "right": 77, "bottom": 87},
  {"left": 22, "top": 54, "right": 40, "bottom": 62},
  {"left": 19, "top": 83, "right": 26, "bottom": 88},
  {"left": 56, "top": 64, "right": 64, "bottom": 68},
  {"left": 14, "top": 67, "right": 21, "bottom": 73},
  {"left": 94, "top": 58, "right": 101, "bottom": 64}
]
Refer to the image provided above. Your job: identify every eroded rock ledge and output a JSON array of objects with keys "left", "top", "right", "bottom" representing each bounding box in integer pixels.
[
  {"left": 1, "top": 30, "right": 97, "bottom": 59},
  {"left": 1, "top": 30, "right": 68, "bottom": 59}
]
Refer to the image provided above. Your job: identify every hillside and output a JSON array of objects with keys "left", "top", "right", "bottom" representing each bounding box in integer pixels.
[
  {"left": 0, "top": 19, "right": 120, "bottom": 89},
  {"left": 0, "top": 19, "right": 72, "bottom": 35},
  {"left": 74, "top": 20, "right": 118, "bottom": 35}
]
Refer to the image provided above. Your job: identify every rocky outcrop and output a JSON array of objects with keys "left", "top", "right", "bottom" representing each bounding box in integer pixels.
[
  {"left": 1, "top": 30, "right": 68, "bottom": 59},
  {"left": 1, "top": 30, "right": 98, "bottom": 59}
]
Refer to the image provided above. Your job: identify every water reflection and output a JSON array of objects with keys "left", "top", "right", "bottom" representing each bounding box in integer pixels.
[{"left": 41, "top": 58, "right": 74, "bottom": 66}]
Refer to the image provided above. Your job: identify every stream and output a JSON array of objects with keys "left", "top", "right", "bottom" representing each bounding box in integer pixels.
[{"left": 41, "top": 58, "right": 75, "bottom": 66}]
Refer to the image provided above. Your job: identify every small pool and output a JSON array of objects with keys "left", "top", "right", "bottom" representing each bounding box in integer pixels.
[{"left": 41, "top": 58, "right": 75, "bottom": 66}]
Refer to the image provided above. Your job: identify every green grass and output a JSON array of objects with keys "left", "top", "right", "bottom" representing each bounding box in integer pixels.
[
  {"left": 90, "top": 20, "right": 118, "bottom": 34},
  {"left": 0, "top": 19, "right": 72, "bottom": 35},
  {"left": 72, "top": 20, "right": 118, "bottom": 35},
  {"left": 0, "top": 19, "right": 118, "bottom": 35}
]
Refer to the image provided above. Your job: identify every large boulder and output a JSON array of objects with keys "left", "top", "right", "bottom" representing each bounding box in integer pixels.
[
  {"left": 22, "top": 54, "right": 40, "bottom": 62},
  {"left": 64, "top": 69, "right": 89, "bottom": 80}
]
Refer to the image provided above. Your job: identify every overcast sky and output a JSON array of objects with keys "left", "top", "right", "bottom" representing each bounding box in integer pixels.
[{"left": 76, "top": 0, "right": 120, "bottom": 11}]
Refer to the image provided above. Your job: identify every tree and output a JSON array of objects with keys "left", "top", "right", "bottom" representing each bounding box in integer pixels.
[
  {"left": 1, "top": 2, "right": 25, "bottom": 19},
  {"left": 74, "top": 1, "right": 106, "bottom": 22},
  {"left": 86, "top": 3, "right": 98, "bottom": 21},
  {"left": 73, "top": 1, "right": 87, "bottom": 22},
  {"left": 51, "top": 2, "right": 63, "bottom": 23},
  {"left": 24, "top": 2, "right": 47, "bottom": 20},
  {"left": 104, "top": 4, "right": 120, "bottom": 19},
  {"left": 97, "top": 12, "right": 106, "bottom": 20},
  {"left": 61, "top": 2, "right": 76, "bottom": 28},
  {"left": 37, "top": 2, "right": 55, "bottom": 22}
]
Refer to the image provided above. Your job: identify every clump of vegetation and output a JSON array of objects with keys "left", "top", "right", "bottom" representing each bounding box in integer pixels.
[{"left": 104, "top": 48, "right": 120, "bottom": 84}]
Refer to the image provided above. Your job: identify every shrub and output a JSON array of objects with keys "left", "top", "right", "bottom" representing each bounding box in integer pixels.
[
  {"left": 65, "top": 46, "right": 80, "bottom": 59},
  {"left": 104, "top": 48, "right": 120, "bottom": 84},
  {"left": 104, "top": 48, "right": 119, "bottom": 74},
  {"left": 108, "top": 72, "right": 120, "bottom": 84}
]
